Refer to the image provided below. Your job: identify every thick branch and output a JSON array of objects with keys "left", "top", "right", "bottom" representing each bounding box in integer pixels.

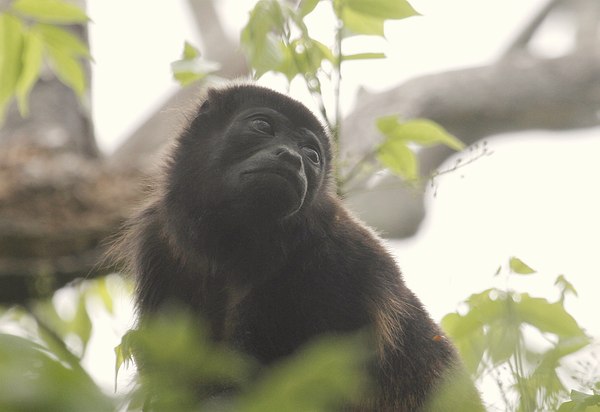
[
  {"left": 185, "top": 0, "right": 248, "bottom": 77},
  {"left": 0, "top": 148, "right": 143, "bottom": 302},
  {"left": 341, "top": 48, "right": 600, "bottom": 236}
]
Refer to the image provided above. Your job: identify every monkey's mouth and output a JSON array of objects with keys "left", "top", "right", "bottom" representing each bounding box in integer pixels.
[{"left": 243, "top": 168, "right": 307, "bottom": 199}]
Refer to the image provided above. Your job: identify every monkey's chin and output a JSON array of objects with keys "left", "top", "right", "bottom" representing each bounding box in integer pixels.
[{"left": 239, "top": 170, "right": 307, "bottom": 220}]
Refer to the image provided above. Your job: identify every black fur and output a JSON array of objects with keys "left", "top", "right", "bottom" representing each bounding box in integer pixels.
[{"left": 118, "top": 84, "right": 484, "bottom": 411}]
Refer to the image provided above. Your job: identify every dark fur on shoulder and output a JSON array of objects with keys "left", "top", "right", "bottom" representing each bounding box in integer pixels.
[{"left": 115, "top": 83, "right": 484, "bottom": 411}]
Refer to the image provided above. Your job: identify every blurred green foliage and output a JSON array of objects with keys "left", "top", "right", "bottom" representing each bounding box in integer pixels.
[
  {"left": 442, "top": 257, "right": 598, "bottom": 411},
  {"left": 1, "top": 261, "right": 597, "bottom": 411},
  {"left": 0, "top": 0, "right": 91, "bottom": 123},
  {"left": 0, "top": 276, "right": 371, "bottom": 411},
  {"left": 116, "top": 310, "right": 370, "bottom": 411}
]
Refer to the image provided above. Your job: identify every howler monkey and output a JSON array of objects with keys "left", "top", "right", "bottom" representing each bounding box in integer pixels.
[{"left": 118, "top": 84, "right": 484, "bottom": 411}]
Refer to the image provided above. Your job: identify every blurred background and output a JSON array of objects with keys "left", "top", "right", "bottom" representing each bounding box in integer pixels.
[{"left": 1, "top": 0, "right": 599, "bottom": 410}]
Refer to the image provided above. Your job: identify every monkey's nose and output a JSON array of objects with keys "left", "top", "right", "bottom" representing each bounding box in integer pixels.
[{"left": 274, "top": 146, "right": 303, "bottom": 170}]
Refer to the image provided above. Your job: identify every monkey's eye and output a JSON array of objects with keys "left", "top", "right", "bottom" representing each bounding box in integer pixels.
[
  {"left": 250, "top": 118, "right": 273, "bottom": 135},
  {"left": 302, "top": 146, "right": 320, "bottom": 164}
]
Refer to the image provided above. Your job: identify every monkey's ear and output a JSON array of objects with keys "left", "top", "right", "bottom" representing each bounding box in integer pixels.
[{"left": 199, "top": 99, "right": 210, "bottom": 113}]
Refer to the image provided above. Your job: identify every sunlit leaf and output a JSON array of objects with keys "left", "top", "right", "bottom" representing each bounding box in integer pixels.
[
  {"left": 555, "top": 274, "right": 578, "bottom": 300},
  {"left": 0, "top": 333, "right": 114, "bottom": 411},
  {"left": 298, "top": 0, "right": 320, "bottom": 16},
  {"left": 532, "top": 337, "right": 590, "bottom": 382},
  {"left": 342, "top": 52, "right": 386, "bottom": 61},
  {"left": 114, "top": 330, "right": 136, "bottom": 391},
  {"left": 441, "top": 312, "right": 486, "bottom": 374},
  {"left": 239, "top": 334, "right": 369, "bottom": 412},
  {"left": 44, "top": 45, "right": 86, "bottom": 96},
  {"left": 509, "top": 256, "right": 536, "bottom": 275},
  {"left": 131, "top": 312, "right": 255, "bottom": 390},
  {"left": 558, "top": 390, "right": 600, "bottom": 411},
  {"left": 346, "top": 0, "right": 420, "bottom": 20},
  {"left": 487, "top": 317, "right": 519, "bottom": 365},
  {"left": 36, "top": 23, "right": 91, "bottom": 59},
  {"left": 340, "top": 7, "right": 384, "bottom": 37},
  {"left": 92, "top": 277, "right": 114, "bottom": 314},
  {"left": 376, "top": 115, "right": 399, "bottom": 135},
  {"left": 16, "top": 29, "right": 43, "bottom": 116},
  {"left": 182, "top": 41, "right": 199, "bottom": 60},
  {"left": 241, "top": 0, "right": 288, "bottom": 78},
  {"left": 35, "top": 24, "right": 89, "bottom": 95},
  {"left": 377, "top": 117, "right": 464, "bottom": 150},
  {"left": 516, "top": 294, "right": 586, "bottom": 337},
  {"left": 12, "top": 0, "right": 89, "bottom": 24},
  {"left": 0, "top": 14, "right": 24, "bottom": 123},
  {"left": 71, "top": 294, "right": 92, "bottom": 354},
  {"left": 286, "top": 38, "right": 333, "bottom": 80},
  {"left": 171, "top": 41, "right": 220, "bottom": 86},
  {"left": 377, "top": 138, "right": 418, "bottom": 180}
]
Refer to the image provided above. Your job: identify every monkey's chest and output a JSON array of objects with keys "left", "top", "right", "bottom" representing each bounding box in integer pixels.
[{"left": 223, "top": 269, "right": 371, "bottom": 364}]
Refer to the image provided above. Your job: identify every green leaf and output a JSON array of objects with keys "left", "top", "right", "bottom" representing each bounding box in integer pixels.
[
  {"left": 509, "top": 256, "right": 536, "bottom": 275},
  {"left": 241, "top": 0, "right": 287, "bottom": 78},
  {"left": 171, "top": 59, "right": 220, "bottom": 86},
  {"left": 346, "top": 0, "right": 420, "bottom": 20},
  {"left": 298, "top": 0, "right": 320, "bottom": 17},
  {"left": 12, "top": 0, "right": 89, "bottom": 24},
  {"left": 0, "top": 333, "right": 114, "bottom": 411},
  {"left": 36, "top": 23, "right": 91, "bottom": 59},
  {"left": 71, "top": 294, "right": 92, "bottom": 354},
  {"left": 285, "top": 38, "right": 333, "bottom": 80},
  {"left": 182, "top": 41, "right": 200, "bottom": 60},
  {"left": 241, "top": 0, "right": 289, "bottom": 78},
  {"left": 377, "top": 138, "right": 418, "bottom": 180},
  {"left": 486, "top": 316, "right": 520, "bottom": 365},
  {"left": 340, "top": 7, "right": 384, "bottom": 36},
  {"left": 516, "top": 294, "right": 586, "bottom": 337},
  {"left": 46, "top": 46, "right": 86, "bottom": 95},
  {"left": 0, "top": 14, "right": 24, "bottom": 123},
  {"left": 377, "top": 117, "right": 464, "bottom": 150},
  {"left": 36, "top": 24, "right": 90, "bottom": 96},
  {"left": 38, "top": 25, "right": 89, "bottom": 96},
  {"left": 441, "top": 312, "right": 486, "bottom": 374},
  {"left": 342, "top": 52, "right": 386, "bottom": 61},
  {"left": 92, "top": 277, "right": 114, "bottom": 314},
  {"left": 171, "top": 41, "right": 220, "bottom": 86},
  {"left": 555, "top": 274, "right": 578, "bottom": 300},
  {"left": 376, "top": 115, "right": 399, "bottom": 135},
  {"left": 15, "top": 29, "right": 44, "bottom": 116},
  {"left": 532, "top": 337, "right": 590, "bottom": 380},
  {"left": 239, "top": 334, "right": 369, "bottom": 412},
  {"left": 558, "top": 390, "right": 600, "bottom": 411},
  {"left": 114, "top": 330, "right": 136, "bottom": 391}
]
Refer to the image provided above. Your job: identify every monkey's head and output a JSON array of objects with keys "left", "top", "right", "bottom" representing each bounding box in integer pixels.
[{"left": 166, "top": 84, "right": 333, "bottom": 225}]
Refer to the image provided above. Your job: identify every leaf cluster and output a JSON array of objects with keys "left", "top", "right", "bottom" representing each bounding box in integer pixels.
[
  {"left": 170, "top": 41, "right": 220, "bottom": 86},
  {"left": 0, "top": 276, "right": 370, "bottom": 412},
  {"left": 0, "top": 275, "right": 127, "bottom": 411},
  {"left": 376, "top": 116, "right": 464, "bottom": 182},
  {"left": 442, "top": 258, "right": 594, "bottom": 411},
  {"left": 116, "top": 309, "right": 371, "bottom": 411},
  {"left": 0, "top": 0, "right": 91, "bottom": 124}
]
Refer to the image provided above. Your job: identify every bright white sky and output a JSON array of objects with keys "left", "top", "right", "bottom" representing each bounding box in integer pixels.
[{"left": 86, "top": 0, "right": 600, "bottom": 400}]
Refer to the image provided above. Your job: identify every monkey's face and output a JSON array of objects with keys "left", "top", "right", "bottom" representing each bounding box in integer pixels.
[
  {"left": 168, "top": 85, "right": 331, "bottom": 224},
  {"left": 218, "top": 106, "right": 325, "bottom": 220}
]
